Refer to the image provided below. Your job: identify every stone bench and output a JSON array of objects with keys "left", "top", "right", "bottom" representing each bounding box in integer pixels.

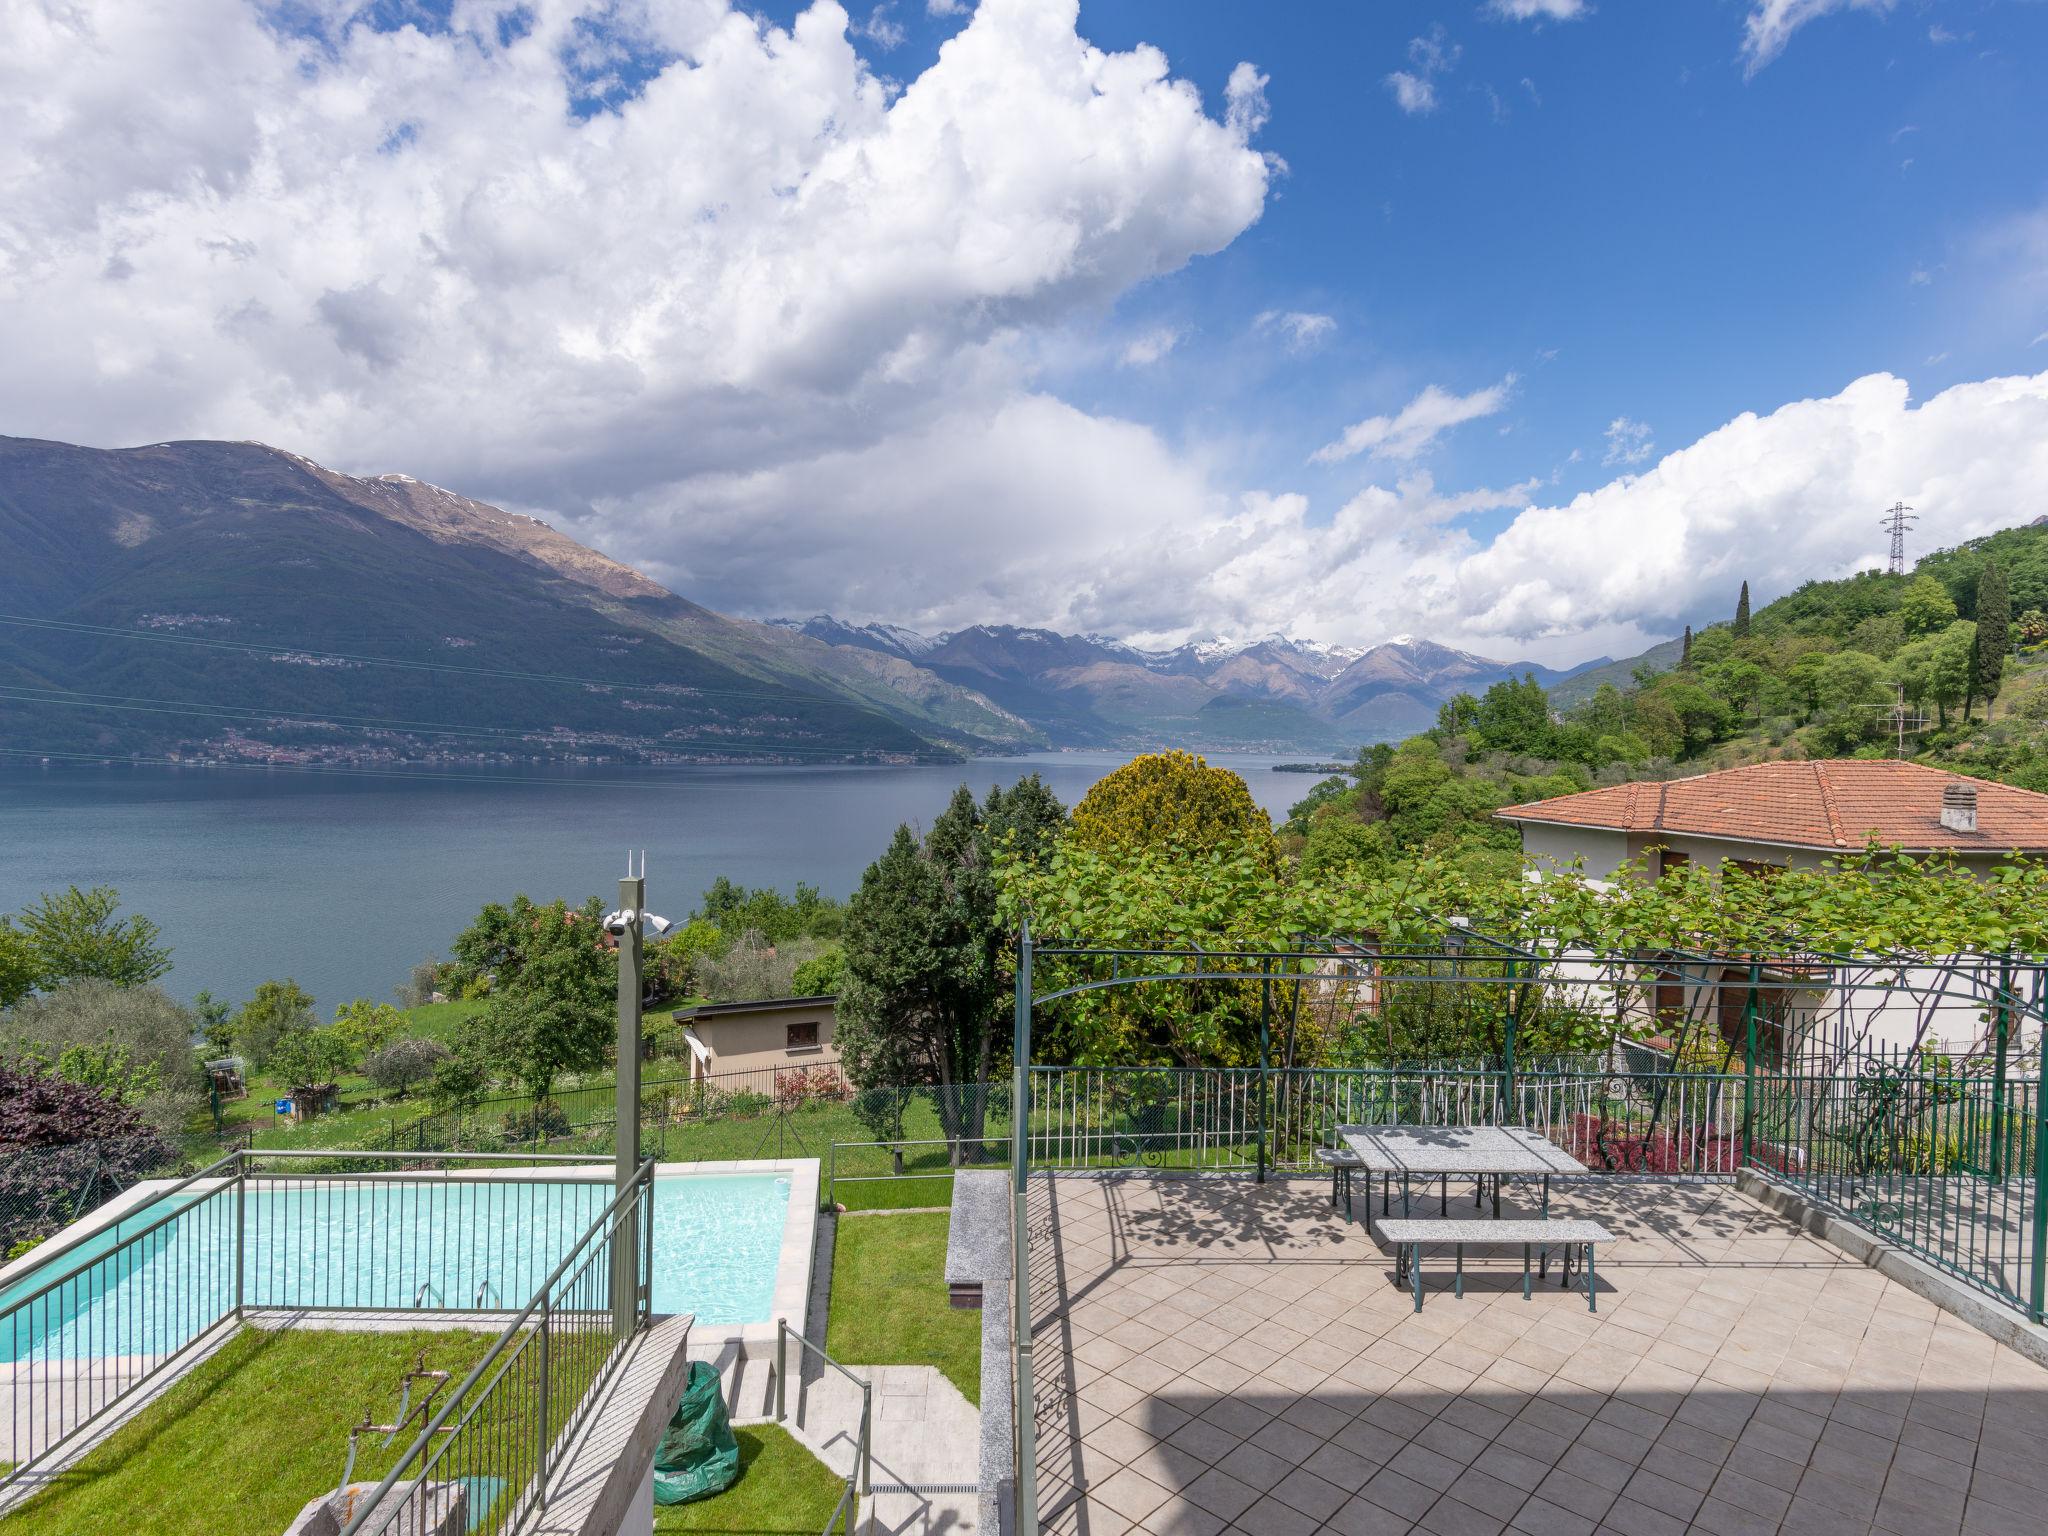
[{"left": 1376, "top": 1218, "right": 1613, "bottom": 1313}]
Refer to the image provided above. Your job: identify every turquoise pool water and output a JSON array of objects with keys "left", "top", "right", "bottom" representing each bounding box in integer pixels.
[{"left": 1, "top": 1173, "right": 789, "bottom": 1361}]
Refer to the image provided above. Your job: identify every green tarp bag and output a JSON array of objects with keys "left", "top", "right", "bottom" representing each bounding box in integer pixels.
[{"left": 652, "top": 1360, "right": 741, "bottom": 1505}]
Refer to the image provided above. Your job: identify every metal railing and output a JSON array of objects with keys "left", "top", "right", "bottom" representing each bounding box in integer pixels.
[
  {"left": 773, "top": 1315, "right": 871, "bottom": 1530},
  {"left": 823, "top": 1137, "right": 1012, "bottom": 1210},
  {"left": 0, "top": 1149, "right": 634, "bottom": 1494},
  {"left": 0, "top": 1148, "right": 242, "bottom": 1480},
  {"left": 1018, "top": 1056, "right": 2045, "bottom": 1317},
  {"left": 1023, "top": 1064, "right": 1749, "bottom": 1177},
  {"left": 1755, "top": 1064, "right": 2042, "bottom": 1315},
  {"left": 339, "top": 1159, "right": 656, "bottom": 1536}
]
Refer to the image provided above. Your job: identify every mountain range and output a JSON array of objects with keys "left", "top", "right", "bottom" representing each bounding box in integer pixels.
[
  {"left": 0, "top": 435, "right": 1623, "bottom": 766},
  {"left": 770, "top": 616, "right": 1611, "bottom": 749}
]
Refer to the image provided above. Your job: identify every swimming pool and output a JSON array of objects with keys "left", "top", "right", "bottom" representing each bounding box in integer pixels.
[{"left": 1, "top": 1172, "right": 791, "bottom": 1361}]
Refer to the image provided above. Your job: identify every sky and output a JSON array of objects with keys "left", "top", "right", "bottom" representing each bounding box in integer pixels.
[{"left": 5, "top": 0, "right": 2048, "bottom": 665}]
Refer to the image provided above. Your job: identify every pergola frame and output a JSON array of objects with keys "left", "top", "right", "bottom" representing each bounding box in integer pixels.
[{"left": 1003, "top": 916, "right": 2048, "bottom": 1536}]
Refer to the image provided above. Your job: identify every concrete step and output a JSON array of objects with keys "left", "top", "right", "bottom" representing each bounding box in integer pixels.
[
  {"left": 858, "top": 1489, "right": 983, "bottom": 1534},
  {"left": 713, "top": 1348, "right": 778, "bottom": 1424}
]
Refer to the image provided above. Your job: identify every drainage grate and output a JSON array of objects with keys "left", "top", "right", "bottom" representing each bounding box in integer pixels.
[{"left": 868, "top": 1483, "right": 983, "bottom": 1495}]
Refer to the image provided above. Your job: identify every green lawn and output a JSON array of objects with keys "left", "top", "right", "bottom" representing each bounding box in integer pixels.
[
  {"left": 183, "top": 999, "right": 490, "bottom": 1160},
  {"left": 0, "top": 1327, "right": 497, "bottom": 1536},
  {"left": 395, "top": 999, "right": 487, "bottom": 1042},
  {"left": 653, "top": 1425, "right": 846, "bottom": 1532},
  {"left": 825, "top": 1212, "right": 981, "bottom": 1406}
]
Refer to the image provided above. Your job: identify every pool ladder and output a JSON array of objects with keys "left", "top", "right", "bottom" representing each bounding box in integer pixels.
[
  {"left": 412, "top": 1281, "right": 443, "bottom": 1310},
  {"left": 474, "top": 1278, "right": 501, "bottom": 1308}
]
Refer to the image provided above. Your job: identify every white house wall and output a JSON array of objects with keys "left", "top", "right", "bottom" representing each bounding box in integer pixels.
[
  {"left": 1514, "top": 823, "right": 2037, "bottom": 1066},
  {"left": 1520, "top": 823, "right": 1631, "bottom": 879}
]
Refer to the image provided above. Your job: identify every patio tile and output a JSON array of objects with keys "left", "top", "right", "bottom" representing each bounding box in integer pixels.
[
  {"left": 1140, "top": 1499, "right": 1230, "bottom": 1536},
  {"left": 1418, "top": 1494, "right": 1509, "bottom": 1536},
  {"left": 1328, "top": 1416, "right": 1410, "bottom": 1468},
  {"left": 1507, "top": 1496, "right": 1598, "bottom": 1536},
  {"left": 1554, "top": 1443, "right": 1636, "bottom": 1494},
  {"left": 1225, "top": 1499, "right": 1320, "bottom": 1536},
  {"left": 1360, "top": 1466, "right": 1443, "bottom": 1519},
  {"left": 1448, "top": 1464, "right": 1530, "bottom": 1520},
  {"left": 1091, "top": 1468, "right": 1172, "bottom": 1523},
  {"left": 1164, "top": 1416, "right": 1242, "bottom": 1466},
  {"left": 1180, "top": 1467, "right": 1261, "bottom": 1522},
  {"left": 1245, "top": 1416, "right": 1327, "bottom": 1466},
  {"left": 1417, "top": 1416, "right": 1494, "bottom": 1467},
  {"left": 1533, "top": 1467, "right": 1617, "bottom": 1524},
  {"left": 1327, "top": 1495, "right": 1420, "bottom": 1536},
  {"left": 1706, "top": 1466, "right": 1793, "bottom": 1523},
  {"left": 1129, "top": 1441, "right": 1212, "bottom": 1494},
  {"left": 1022, "top": 1172, "right": 2048, "bottom": 1536},
  {"left": 1213, "top": 1440, "right": 1292, "bottom": 1492},
  {"left": 1202, "top": 1393, "right": 1276, "bottom": 1436},
  {"left": 1268, "top": 1464, "right": 1351, "bottom": 1520}
]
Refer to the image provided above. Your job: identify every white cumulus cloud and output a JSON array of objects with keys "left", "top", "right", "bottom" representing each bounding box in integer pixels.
[
  {"left": 0, "top": 0, "right": 1270, "bottom": 625},
  {"left": 1741, "top": 0, "right": 1894, "bottom": 76},
  {"left": 1311, "top": 378, "right": 1516, "bottom": 465},
  {"left": 1486, "top": 1, "right": 1589, "bottom": 21},
  {"left": 1193, "top": 370, "right": 2048, "bottom": 661}
]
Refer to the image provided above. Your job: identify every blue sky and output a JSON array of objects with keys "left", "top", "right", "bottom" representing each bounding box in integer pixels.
[
  {"left": 860, "top": 0, "right": 2048, "bottom": 561},
  {"left": 8, "top": 1, "right": 2048, "bottom": 661}
]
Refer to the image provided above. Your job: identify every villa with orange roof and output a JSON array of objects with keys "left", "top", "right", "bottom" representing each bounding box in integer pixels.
[{"left": 1496, "top": 760, "right": 2048, "bottom": 1061}]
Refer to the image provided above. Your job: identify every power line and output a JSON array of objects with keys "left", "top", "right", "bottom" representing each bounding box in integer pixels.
[
  {"left": 1880, "top": 502, "right": 1917, "bottom": 575},
  {"left": 0, "top": 681, "right": 896, "bottom": 758},
  {"left": 0, "top": 612, "right": 843, "bottom": 708},
  {"left": 0, "top": 745, "right": 846, "bottom": 790}
]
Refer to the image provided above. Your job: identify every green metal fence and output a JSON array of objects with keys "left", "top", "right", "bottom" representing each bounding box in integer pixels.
[{"left": 1008, "top": 1054, "right": 2044, "bottom": 1319}]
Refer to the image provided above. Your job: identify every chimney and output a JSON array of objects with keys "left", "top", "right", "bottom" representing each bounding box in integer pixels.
[{"left": 1940, "top": 780, "right": 1978, "bottom": 834}]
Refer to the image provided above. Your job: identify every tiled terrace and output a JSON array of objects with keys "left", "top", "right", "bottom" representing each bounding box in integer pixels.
[{"left": 1024, "top": 1173, "right": 2048, "bottom": 1536}]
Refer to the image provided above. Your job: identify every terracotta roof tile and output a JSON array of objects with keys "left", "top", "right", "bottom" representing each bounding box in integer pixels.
[{"left": 1496, "top": 759, "right": 2048, "bottom": 852}]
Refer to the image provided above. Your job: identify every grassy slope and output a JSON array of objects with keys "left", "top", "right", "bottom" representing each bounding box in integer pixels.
[
  {"left": 187, "top": 999, "right": 487, "bottom": 1159},
  {"left": 653, "top": 1425, "right": 845, "bottom": 1532},
  {"left": 825, "top": 1212, "right": 980, "bottom": 1406},
  {"left": 2, "top": 1327, "right": 495, "bottom": 1536}
]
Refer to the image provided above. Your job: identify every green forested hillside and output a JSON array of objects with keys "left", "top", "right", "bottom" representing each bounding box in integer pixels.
[{"left": 1282, "top": 521, "right": 2048, "bottom": 870}]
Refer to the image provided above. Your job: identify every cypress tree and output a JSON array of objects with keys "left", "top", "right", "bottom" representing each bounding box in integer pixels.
[
  {"left": 1734, "top": 582, "right": 1751, "bottom": 638},
  {"left": 1681, "top": 626, "right": 1693, "bottom": 668},
  {"left": 1972, "top": 560, "right": 2011, "bottom": 718}
]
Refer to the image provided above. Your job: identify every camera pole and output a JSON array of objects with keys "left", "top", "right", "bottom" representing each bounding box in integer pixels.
[{"left": 613, "top": 854, "right": 645, "bottom": 1336}]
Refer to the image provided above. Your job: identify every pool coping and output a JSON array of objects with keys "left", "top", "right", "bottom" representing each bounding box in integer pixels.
[{"left": 2, "top": 1158, "right": 820, "bottom": 1351}]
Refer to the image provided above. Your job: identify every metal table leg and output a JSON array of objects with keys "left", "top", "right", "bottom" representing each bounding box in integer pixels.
[
  {"left": 1522, "top": 1243, "right": 1532, "bottom": 1300},
  {"left": 1412, "top": 1243, "right": 1423, "bottom": 1313},
  {"left": 1585, "top": 1244, "right": 1597, "bottom": 1313},
  {"left": 1454, "top": 1245, "right": 1463, "bottom": 1299}
]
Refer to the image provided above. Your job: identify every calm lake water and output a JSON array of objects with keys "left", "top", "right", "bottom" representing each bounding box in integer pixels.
[{"left": 0, "top": 754, "right": 1322, "bottom": 1009}]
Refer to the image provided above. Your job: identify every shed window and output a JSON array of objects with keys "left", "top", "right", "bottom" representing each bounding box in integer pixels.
[{"left": 787, "top": 1022, "right": 819, "bottom": 1050}]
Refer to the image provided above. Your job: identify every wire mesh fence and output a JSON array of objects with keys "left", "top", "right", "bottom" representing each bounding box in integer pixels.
[{"left": 0, "top": 1135, "right": 184, "bottom": 1260}]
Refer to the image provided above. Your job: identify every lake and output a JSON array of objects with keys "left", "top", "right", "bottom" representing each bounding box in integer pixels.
[{"left": 0, "top": 754, "right": 1326, "bottom": 1009}]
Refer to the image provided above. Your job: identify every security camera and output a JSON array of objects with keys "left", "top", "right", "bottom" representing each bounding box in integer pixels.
[
  {"left": 645, "top": 913, "right": 673, "bottom": 937},
  {"left": 603, "top": 908, "right": 637, "bottom": 936}
]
